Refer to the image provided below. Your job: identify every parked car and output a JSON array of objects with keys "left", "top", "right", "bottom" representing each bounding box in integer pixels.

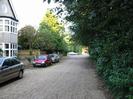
[
  {"left": 0, "top": 57, "right": 24, "bottom": 84},
  {"left": 67, "top": 52, "right": 78, "bottom": 55},
  {"left": 49, "top": 54, "right": 60, "bottom": 63},
  {"left": 32, "top": 55, "right": 52, "bottom": 67}
]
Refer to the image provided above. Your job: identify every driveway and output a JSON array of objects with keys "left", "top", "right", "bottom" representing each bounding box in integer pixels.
[{"left": 0, "top": 55, "right": 112, "bottom": 99}]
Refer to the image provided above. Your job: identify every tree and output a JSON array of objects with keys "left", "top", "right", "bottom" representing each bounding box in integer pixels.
[
  {"left": 37, "top": 10, "right": 67, "bottom": 52},
  {"left": 18, "top": 25, "right": 36, "bottom": 50},
  {"left": 44, "top": 0, "right": 133, "bottom": 98},
  {"left": 42, "top": 10, "right": 64, "bottom": 34}
]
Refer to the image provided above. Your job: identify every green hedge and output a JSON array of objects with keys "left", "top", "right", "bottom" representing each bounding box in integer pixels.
[
  {"left": 89, "top": 33, "right": 133, "bottom": 99},
  {"left": 59, "top": 0, "right": 133, "bottom": 98}
]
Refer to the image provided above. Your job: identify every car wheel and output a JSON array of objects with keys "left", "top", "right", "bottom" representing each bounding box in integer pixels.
[{"left": 18, "top": 70, "right": 23, "bottom": 79}]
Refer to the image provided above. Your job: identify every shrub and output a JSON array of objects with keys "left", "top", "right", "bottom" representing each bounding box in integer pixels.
[{"left": 89, "top": 32, "right": 133, "bottom": 99}]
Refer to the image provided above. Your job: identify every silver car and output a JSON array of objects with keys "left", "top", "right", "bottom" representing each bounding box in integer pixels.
[
  {"left": 0, "top": 57, "right": 24, "bottom": 84},
  {"left": 49, "top": 54, "right": 60, "bottom": 63}
]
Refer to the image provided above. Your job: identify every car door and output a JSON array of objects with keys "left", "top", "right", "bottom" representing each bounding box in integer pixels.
[
  {"left": 0, "top": 58, "right": 12, "bottom": 83},
  {"left": 0, "top": 66, "right": 4, "bottom": 83},
  {"left": 9, "top": 58, "right": 21, "bottom": 78}
]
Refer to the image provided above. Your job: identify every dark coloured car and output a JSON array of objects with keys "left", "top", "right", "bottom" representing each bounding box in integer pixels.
[
  {"left": 32, "top": 55, "right": 52, "bottom": 67},
  {"left": 0, "top": 57, "right": 24, "bottom": 84}
]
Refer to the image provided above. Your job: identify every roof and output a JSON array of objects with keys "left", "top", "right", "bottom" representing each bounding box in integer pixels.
[{"left": 0, "top": 0, "right": 18, "bottom": 21}]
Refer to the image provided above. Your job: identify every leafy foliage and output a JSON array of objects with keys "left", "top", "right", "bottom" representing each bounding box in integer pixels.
[
  {"left": 0, "top": 48, "right": 2, "bottom": 52},
  {"left": 44, "top": 0, "right": 133, "bottom": 98},
  {"left": 65, "top": 0, "right": 133, "bottom": 99},
  {"left": 18, "top": 25, "right": 36, "bottom": 49},
  {"left": 37, "top": 10, "right": 67, "bottom": 52},
  {"left": 18, "top": 11, "right": 67, "bottom": 53}
]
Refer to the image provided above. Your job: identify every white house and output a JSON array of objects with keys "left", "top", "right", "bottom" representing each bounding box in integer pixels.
[{"left": 0, "top": 0, "right": 18, "bottom": 57}]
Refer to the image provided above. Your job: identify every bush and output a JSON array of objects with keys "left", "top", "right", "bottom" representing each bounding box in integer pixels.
[
  {"left": 89, "top": 32, "right": 133, "bottom": 99},
  {"left": 62, "top": 0, "right": 133, "bottom": 98}
]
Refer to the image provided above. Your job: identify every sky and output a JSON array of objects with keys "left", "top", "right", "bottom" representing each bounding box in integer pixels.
[
  {"left": 12, "top": 0, "right": 49, "bottom": 29},
  {"left": 11, "top": 0, "right": 71, "bottom": 32}
]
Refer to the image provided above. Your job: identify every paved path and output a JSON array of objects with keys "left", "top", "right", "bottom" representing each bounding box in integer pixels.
[{"left": 0, "top": 55, "right": 112, "bottom": 99}]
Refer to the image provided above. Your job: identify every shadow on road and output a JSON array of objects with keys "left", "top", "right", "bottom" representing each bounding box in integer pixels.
[{"left": 0, "top": 78, "right": 18, "bottom": 88}]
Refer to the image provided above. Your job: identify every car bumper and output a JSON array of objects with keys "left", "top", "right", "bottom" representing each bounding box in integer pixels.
[{"left": 33, "top": 63, "right": 46, "bottom": 67}]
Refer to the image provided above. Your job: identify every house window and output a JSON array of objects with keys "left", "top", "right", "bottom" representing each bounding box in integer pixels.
[
  {"left": 12, "top": 44, "right": 17, "bottom": 49},
  {"left": 13, "top": 44, "right": 14, "bottom": 49},
  {"left": 5, "top": 20, "right": 9, "bottom": 25},
  {"left": 15, "top": 44, "right": 18, "bottom": 49},
  {"left": 9, "top": 21, "right": 17, "bottom": 33},
  {"left": 11, "top": 26, "right": 13, "bottom": 32},
  {"left": 5, "top": 44, "right": 9, "bottom": 49},
  {"left": 13, "top": 27, "right": 15, "bottom": 32},
  {"left": 0, "top": 20, "right": 3, "bottom": 32},
  {"left": 15, "top": 28, "right": 17, "bottom": 33},
  {"left": 11, "top": 44, "right": 13, "bottom": 49},
  {"left": 5, "top": 50, "right": 9, "bottom": 56},
  {"left": 0, "top": 20, "right": 3, "bottom": 24},
  {"left": 13, "top": 22, "right": 15, "bottom": 26},
  {"left": 15, "top": 23, "right": 17, "bottom": 26},
  {"left": 11, "top": 50, "right": 13, "bottom": 56},
  {"left": 0, "top": 25, "right": 3, "bottom": 31},
  {"left": 5, "top": 25, "right": 9, "bottom": 31},
  {"left": 13, "top": 50, "right": 17, "bottom": 56},
  {"left": 11, "top": 21, "right": 13, "bottom": 25}
]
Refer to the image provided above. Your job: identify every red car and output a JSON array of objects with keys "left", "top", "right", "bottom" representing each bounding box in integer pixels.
[{"left": 32, "top": 55, "right": 52, "bottom": 67}]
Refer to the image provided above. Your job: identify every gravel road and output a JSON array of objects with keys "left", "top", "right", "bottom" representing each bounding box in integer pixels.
[{"left": 0, "top": 55, "right": 112, "bottom": 99}]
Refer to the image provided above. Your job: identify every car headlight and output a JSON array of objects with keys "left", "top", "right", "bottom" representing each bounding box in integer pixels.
[{"left": 42, "top": 61, "right": 45, "bottom": 64}]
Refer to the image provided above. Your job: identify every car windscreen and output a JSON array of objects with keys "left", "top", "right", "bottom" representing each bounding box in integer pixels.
[
  {"left": 50, "top": 54, "right": 54, "bottom": 57},
  {"left": 0, "top": 58, "right": 4, "bottom": 65},
  {"left": 37, "top": 56, "right": 47, "bottom": 60}
]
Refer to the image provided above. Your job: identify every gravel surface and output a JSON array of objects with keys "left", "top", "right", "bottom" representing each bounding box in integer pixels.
[{"left": 0, "top": 55, "right": 113, "bottom": 99}]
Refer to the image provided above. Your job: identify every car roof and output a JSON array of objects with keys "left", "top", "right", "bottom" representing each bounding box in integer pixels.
[
  {"left": 0, "top": 57, "right": 8, "bottom": 60},
  {"left": 0, "top": 57, "right": 20, "bottom": 66},
  {"left": 0, "top": 57, "right": 16, "bottom": 60},
  {"left": 37, "top": 55, "right": 48, "bottom": 58},
  {"left": 0, "top": 57, "right": 8, "bottom": 66}
]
